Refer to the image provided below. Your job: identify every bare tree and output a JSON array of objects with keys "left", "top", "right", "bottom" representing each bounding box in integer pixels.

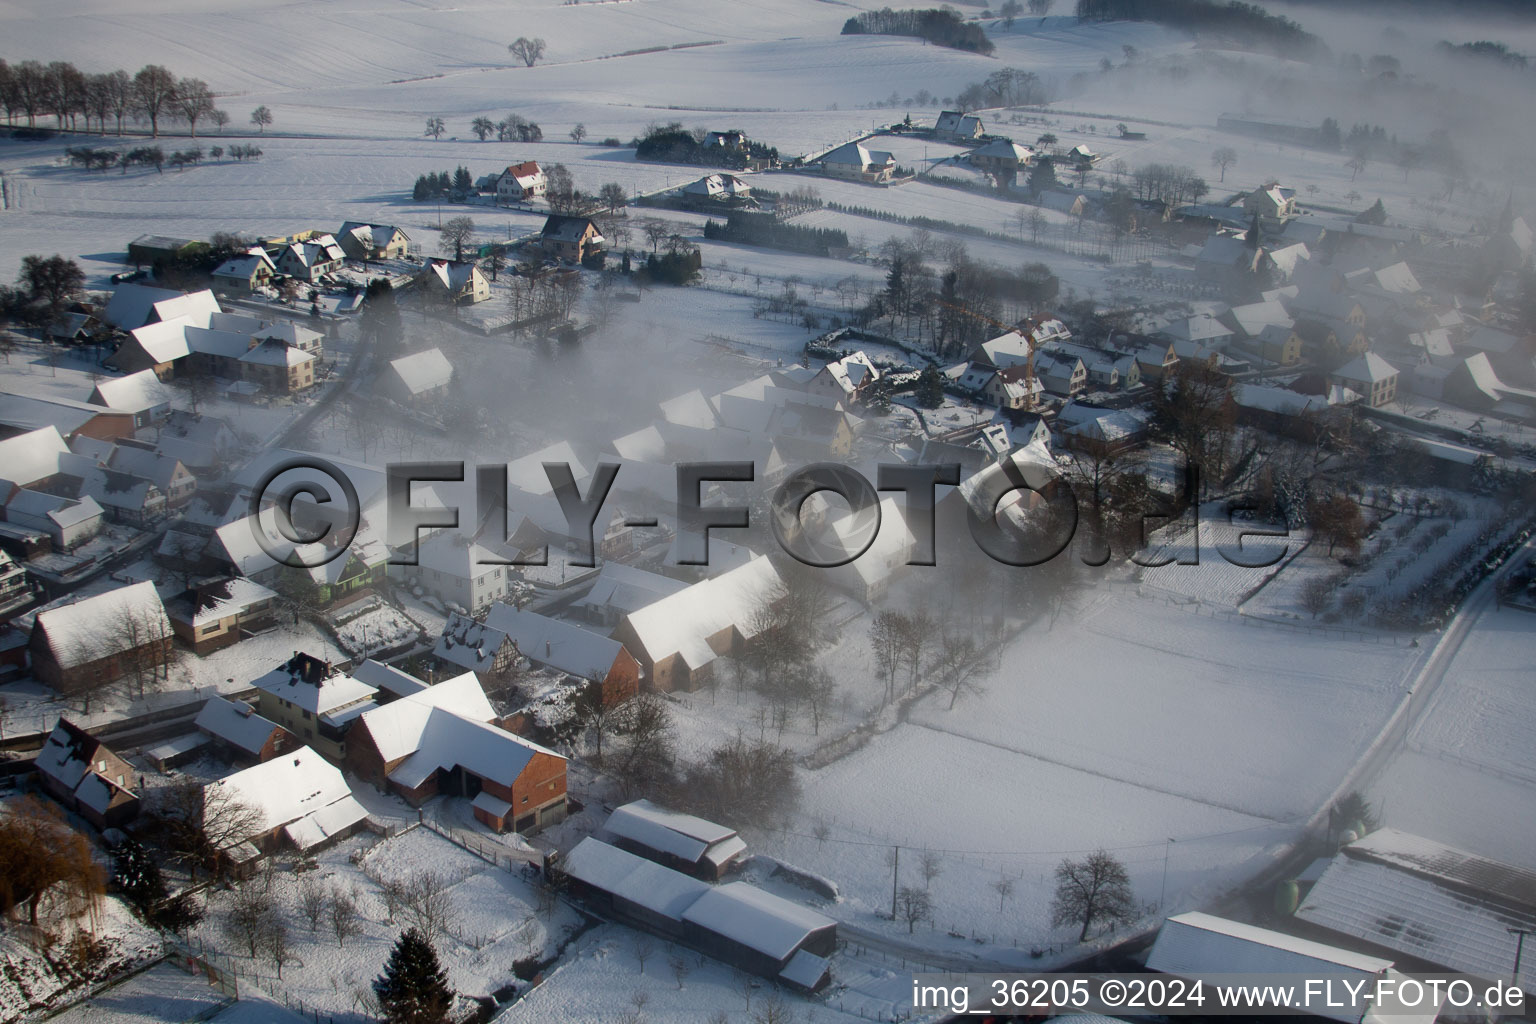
[
  {"left": 934, "top": 626, "right": 997, "bottom": 710},
  {"left": 509, "top": 37, "right": 547, "bottom": 67},
  {"left": 438, "top": 215, "right": 476, "bottom": 260},
  {"left": 1210, "top": 146, "right": 1238, "bottom": 183},
  {"left": 175, "top": 78, "right": 215, "bottom": 138},
  {"left": 609, "top": 694, "right": 674, "bottom": 799},
  {"left": 669, "top": 953, "right": 692, "bottom": 989},
  {"left": 132, "top": 65, "right": 177, "bottom": 138},
  {"left": 328, "top": 884, "right": 361, "bottom": 946},
  {"left": 225, "top": 876, "right": 276, "bottom": 957},
  {"left": 894, "top": 885, "right": 933, "bottom": 933},
  {"left": 1027, "top": 0, "right": 1054, "bottom": 14},
  {"left": 750, "top": 993, "right": 794, "bottom": 1024},
  {"left": 158, "top": 782, "right": 264, "bottom": 877},
  {"left": 1301, "top": 576, "right": 1334, "bottom": 619},
  {"left": 265, "top": 917, "right": 297, "bottom": 978},
  {"left": 634, "top": 936, "right": 656, "bottom": 974},
  {"left": 298, "top": 875, "right": 326, "bottom": 931},
  {"left": 250, "top": 105, "right": 273, "bottom": 133},
  {"left": 919, "top": 849, "right": 943, "bottom": 891},
  {"left": 1051, "top": 849, "right": 1137, "bottom": 942},
  {"left": 992, "top": 874, "right": 1016, "bottom": 912},
  {"left": 569, "top": 122, "right": 587, "bottom": 144},
  {"left": 599, "top": 182, "right": 628, "bottom": 215},
  {"left": 402, "top": 869, "right": 452, "bottom": 940},
  {"left": 424, "top": 116, "right": 446, "bottom": 140}
]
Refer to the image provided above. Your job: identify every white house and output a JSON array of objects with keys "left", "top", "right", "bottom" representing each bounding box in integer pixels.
[
  {"left": 418, "top": 259, "right": 490, "bottom": 305},
  {"left": 934, "top": 110, "right": 983, "bottom": 142},
  {"left": 385, "top": 348, "right": 454, "bottom": 403},
  {"left": 210, "top": 249, "right": 277, "bottom": 295},
  {"left": 336, "top": 222, "right": 410, "bottom": 261},
  {"left": 819, "top": 142, "right": 895, "bottom": 183},
  {"left": 496, "top": 161, "right": 546, "bottom": 203},
  {"left": 809, "top": 351, "right": 881, "bottom": 405},
  {"left": 275, "top": 234, "right": 346, "bottom": 281},
  {"left": 391, "top": 532, "right": 509, "bottom": 613}
]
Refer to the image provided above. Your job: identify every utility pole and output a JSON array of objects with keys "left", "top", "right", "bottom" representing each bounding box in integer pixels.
[
  {"left": 891, "top": 845, "right": 900, "bottom": 920},
  {"left": 1160, "top": 838, "right": 1176, "bottom": 910},
  {"left": 1511, "top": 927, "right": 1534, "bottom": 985}
]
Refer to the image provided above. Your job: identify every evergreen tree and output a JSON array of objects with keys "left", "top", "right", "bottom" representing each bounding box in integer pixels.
[
  {"left": 374, "top": 928, "right": 452, "bottom": 1024},
  {"left": 916, "top": 366, "right": 945, "bottom": 409},
  {"left": 359, "top": 279, "right": 404, "bottom": 357},
  {"left": 110, "top": 836, "right": 167, "bottom": 915},
  {"left": 452, "top": 165, "right": 473, "bottom": 196}
]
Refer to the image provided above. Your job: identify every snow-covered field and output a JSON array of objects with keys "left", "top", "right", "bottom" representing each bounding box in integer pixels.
[{"left": 736, "top": 583, "right": 1420, "bottom": 951}]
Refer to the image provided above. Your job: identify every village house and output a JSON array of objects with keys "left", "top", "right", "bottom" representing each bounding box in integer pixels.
[
  {"left": 238, "top": 338, "right": 316, "bottom": 392},
  {"left": 391, "top": 532, "right": 509, "bottom": 613},
  {"left": 90, "top": 370, "right": 173, "bottom": 427},
  {"left": 166, "top": 576, "right": 278, "bottom": 654},
  {"left": 477, "top": 604, "right": 640, "bottom": 705},
  {"left": 540, "top": 215, "right": 604, "bottom": 263},
  {"left": 809, "top": 351, "right": 881, "bottom": 405},
  {"left": 336, "top": 222, "right": 411, "bottom": 261},
  {"left": 496, "top": 161, "right": 547, "bottom": 203},
  {"left": 0, "top": 550, "right": 34, "bottom": 616},
  {"left": 203, "top": 746, "right": 370, "bottom": 874},
  {"left": 34, "top": 718, "right": 140, "bottom": 830},
  {"left": 3, "top": 489, "right": 104, "bottom": 551},
  {"left": 600, "top": 799, "right": 747, "bottom": 880},
  {"left": 417, "top": 259, "right": 490, "bottom": 305},
  {"left": 680, "top": 173, "right": 754, "bottom": 207},
  {"left": 345, "top": 673, "right": 568, "bottom": 833},
  {"left": 934, "top": 110, "right": 983, "bottom": 142},
  {"left": 1239, "top": 323, "right": 1305, "bottom": 366},
  {"left": 195, "top": 695, "right": 295, "bottom": 764},
  {"left": 253, "top": 320, "right": 325, "bottom": 355},
  {"left": 1056, "top": 405, "right": 1151, "bottom": 457},
  {"left": 612, "top": 555, "right": 782, "bottom": 692},
  {"left": 249, "top": 651, "right": 379, "bottom": 760},
  {"left": 274, "top": 233, "right": 346, "bottom": 281},
  {"left": 111, "top": 319, "right": 193, "bottom": 378},
  {"left": 384, "top": 348, "right": 454, "bottom": 405},
  {"left": 0, "top": 425, "right": 68, "bottom": 491},
  {"left": 210, "top": 248, "right": 277, "bottom": 295},
  {"left": 969, "top": 138, "right": 1033, "bottom": 178},
  {"left": 28, "top": 581, "right": 171, "bottom": 695},
  {"left": 1333, "top": 352, "right": 1400, "bottom": 408},
  {"left": 102, "top": 284, "right": 220, "bottom": 332},
  {"left": 1243, "top": 182, "right": 1298, "bottom": 221},
  {"left": 818, "top": 141, "right": 895, "bottom": 183},
  {"left": 983, "top": 365, "right": 1044, "bottom": 410}
]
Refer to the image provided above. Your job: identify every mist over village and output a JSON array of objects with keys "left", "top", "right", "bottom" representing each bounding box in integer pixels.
[{"left": 0, "top": 0, "right": 1534, "bottom": 1020}]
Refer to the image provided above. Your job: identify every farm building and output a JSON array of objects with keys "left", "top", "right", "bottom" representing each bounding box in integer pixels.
[
  {"left": 28, "top": 582, "right": 171, "bottom": 695},
  {"left": 1296, "top": 829, "right": 1536, "bottom": 994},
  {"left": 557, "top": 837, "right": 835, "bottom": 991},
  {"left": 600, "top": 799, "right": 747, "bottom": 880}
]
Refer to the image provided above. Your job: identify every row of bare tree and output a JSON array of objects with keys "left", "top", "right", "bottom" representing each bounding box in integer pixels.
[{"left": 0, "top": 61, "right": 266, "bottom": 139}]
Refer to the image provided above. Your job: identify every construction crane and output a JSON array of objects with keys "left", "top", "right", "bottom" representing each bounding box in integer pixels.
[{"left": 932, "top": 298, "right": 1040, "bottom": 407}]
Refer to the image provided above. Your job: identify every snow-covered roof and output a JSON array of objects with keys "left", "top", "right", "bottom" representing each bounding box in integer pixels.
[
  {"left": 1334, "top": 352, "right": 1398, "bottom": 385},
  {"left": 34, "top": 719, "right": 110, "bottom": 792},
  {"left": 1267, "top": 241, "right": 1311, "bottom": 277},
  {"left": 682, "top": 173, "right": 752, "bottom": 197},
  {"left": 1297, "top": 830, "right": 1536, "bottom": 992},
  {"left": 421, "top": 259, "right": 484, "bottom": 295},
  {"left": 541, "top": 215, "right": 601, "bottom": 243},
  {"left": 240, "top": 338, "right": 314, "bottom": 367},
  {"left": 33, "top": 581, "right": 168, "bottom": 670},
  {"left": 104, "top": 284, "right": 220, "bottom": 330},
  {"left": 6, "top": 488, "right": 103, "bottom": 529},
  {"left": 338, "top": 221, "right": 408, "bottom": 249},
  {"left": 206, "top": 745, "right": 366, "bottom": 848},
  {"left": 355, "top": 671, "right": 498, "bottom": 764},
  {"left": 1226, "top": 299, "right": 1292, "bottom": 338},
  {"left": 250, "top": 651, "right": 377, "bottom": 715},
  {"left": 178, "top": 577, "right": 277, "bottom": 626},
  {"left": 1060, "top": 408, "right": 1148, "bottom": 443},
  {"left": 623, "top": 556, "right": 783, "bottom": 670},
  {"left": 659, "top": 388, "right": 720, "bottom": 430},
  {"left": 386, "top": 708, "right": 560, "bottom": 791},
  {"left": 779, "top": 948, "right": 831, "bottom": 990},
  {"left": 603, "top": 799, "right": 743, "bottom": 866},
  {"left": 1150, "top": 911, "right": 1392, "bottom": 1021},
  {"left": 0, "top": 391, "right": 113, "bottom": 437},
  {"left": 576, "top": 564, "right": 689, "bottom": 618},
  {"left": 387, "top": 348, "right": 453, "bottom": 395},
  {"left": 562, "top": 837, "right": 710, "bottom": 921},
  {"left": 821, "top": 141, "right": 893, "bottom": 169},
  {"left": 681, "top": 882, "right": 835, "bottom": 961},
  {"left": 935, "top": 110, "right": 981, "bottom": 135},
  {"left": 184, "top": 325, "right": 256, "bottom": 360},
  {"left": 481, "top": 604, "right": 627, "bottom": 680},
  {"left": 90, "top": 370, "right": 170, "bottom": 414},
  {"left": 1159, "top": 314, "right": 1234, "bottom": 344},
  {"left": 0, "top": 426, "right": 68, "bottom": 486},
  {"left": 212, "top": 248, "right": 276, "bottom": 280},
  {"left": 498, "top": 161, "right": 543, "bottom": 187},
  {"left": 1235, "top": 384, "right": 1352, "bottom": 415},
  {"left": 196, "top": 696, "right": 285, "bottom": 757},
  {"left": 349, "top": 658, "right": 430, "bottom": 698},
  {"left": 972, "top": 138, "right": 1033, "bottom": 162},
  {"left": 818, "top": 351, "right": 880, "bottom": 394}
]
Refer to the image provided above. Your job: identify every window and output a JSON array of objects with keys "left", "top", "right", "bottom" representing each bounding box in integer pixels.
[{"left": 302, "top": 709, "right": 311, "bottom": 720}]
